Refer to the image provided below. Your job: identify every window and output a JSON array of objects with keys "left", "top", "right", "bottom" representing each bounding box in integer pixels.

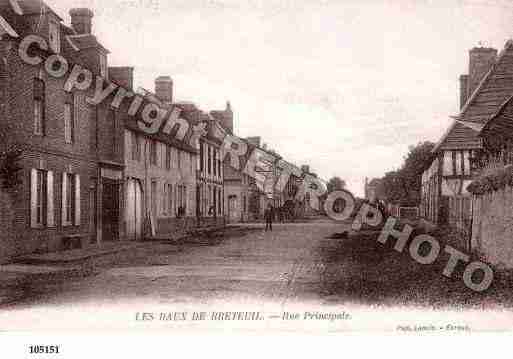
[
  {"left": 31, "top": 169, "right": 54, "bottom": 228},
  {"left": 200, "top": 142, "right": 204, "bottom": 172},
  {"left": 109, "top": 109, "right": 116, "bottom": 155},
  {"left": 217, "top": 152, "right": 222, "bottom": 178},
  {"left": 166, "top": 146, "right": 171, "bottom": 170},
  {"left": 208, "top": 146, "right": 212, "bottom": 175},
  {"left": 213, "top": 149, "right": 217, "bottom": 177},
  {"left": 49, "top": 21, "right": 60, "bottom": 53},
  {"left": 64, "top": 92, "right": 74, "bottom": 143},
  {"left": 131, "top": 132, "right": 141, "bottom": 161},
  {"left": 36, "top": 170, "right": 47, "bottom": 226},
  {"left": 33, "top": 78, "right": 45, "bottom": 135},
  {"left": 62, "top": 173, "right": 80, "bottom": 226},
  {"left": 150, "top": 141, "right": 157, "bottom": 165},
  {"left": 162, "top": 183, "right": 167, "bottom": 215},
  {"left": 65, "top": 173, "right": 75, "bottom": 223},
  {"left": 100, "top": 54, "right": 108, "bottom": 79},
  {"left": 167, "top": 184, "right": 173, "bottom": 215},
  {"left": 151, "top": 180, "right": 157, "bottom": 217}
]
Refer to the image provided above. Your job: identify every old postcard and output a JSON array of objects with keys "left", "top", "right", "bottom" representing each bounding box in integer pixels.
[{"left": 1, "top": 0, "right": 513, "bottom": 352}]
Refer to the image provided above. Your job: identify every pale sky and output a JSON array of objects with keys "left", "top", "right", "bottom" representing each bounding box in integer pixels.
[{"left": 47, "top": 0, "right": 513, "bottom": 196}]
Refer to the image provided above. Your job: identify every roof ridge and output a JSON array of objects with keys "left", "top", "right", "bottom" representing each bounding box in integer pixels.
[{"left": 459, "top": 40, "right": 513, "bottom": 116}]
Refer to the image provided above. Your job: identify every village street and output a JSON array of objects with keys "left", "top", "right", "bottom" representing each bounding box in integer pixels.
[
  {"left": 3, "top": 218, "right": 513, "bottom": 332},
  {"left": 3, "top": 220, "right": 349, "bottom": 310}
]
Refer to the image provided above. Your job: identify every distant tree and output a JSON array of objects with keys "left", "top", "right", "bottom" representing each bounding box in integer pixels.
[
  {"left": 379, "top": 141, "right": 435, "bottom": 206},
  {"left": 326, "top": 176, "right": 346, "bottom": 193}
]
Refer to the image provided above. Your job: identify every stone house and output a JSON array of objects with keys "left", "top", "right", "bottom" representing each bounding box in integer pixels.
[
  {"left": 121, "top": 76, "right": 199, "bottom": 239},
  {"left": 224, "top": 135, "right": 255, "bottom": 223},
  {"left": 420, "top": 43, "right": 513, "bottom": 241},
  {"left": 0, "top": 2, "right": 119, "bottom": 262},
  {"left": 195, "top": 109, "right": 227, "bottom": 227}
]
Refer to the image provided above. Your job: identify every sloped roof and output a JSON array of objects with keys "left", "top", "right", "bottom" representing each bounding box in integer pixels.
[
  {"left": 0, "top": 13, "right": 17, "bottom": 37},
  {"left": 480, "top": 93, "right": 513, "bottom": 138},
  {"left": 433, "top": 41, "right": 513, "bottom": 152},
  {"left": 0, "top": 0, "right": 61, "bottom": 19},
  {"left": 66, "top": 34, "right": 109, "bottom": 53}
]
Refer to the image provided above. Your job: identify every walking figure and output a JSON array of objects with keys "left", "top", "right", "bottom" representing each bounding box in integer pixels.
[{"left": 264, "top": 204, "right": 274, "bottom": 232}]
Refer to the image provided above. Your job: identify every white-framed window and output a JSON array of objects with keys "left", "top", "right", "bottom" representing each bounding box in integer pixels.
[
  {"left": 100, "top": 54, "right": 108, "bottom": 79},
  {"left": 30, "top": 168, "right": 54, "bottom": 228},
  {"left": 61, "top": 172, "right": 80, "bottom": 226},
  {"left": 49, "top": 21, "right": 60, "bottom": 53},
  {"left": 166, "top": 146, "right": 171, "bottom": 170}
]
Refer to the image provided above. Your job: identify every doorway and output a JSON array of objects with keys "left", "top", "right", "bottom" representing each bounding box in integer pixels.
[
  {"left": 126, "top": 179, "right": 143, "bottom": 241},
  {"left": 102, "top": 179, "right": 120, "bottom": 242}
]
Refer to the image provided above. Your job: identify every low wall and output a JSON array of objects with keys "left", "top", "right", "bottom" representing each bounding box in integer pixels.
[
  {"left": 447, "top": 196, "right": 472, "bottom": 244},
  {"left": 471, "top": 185, "right": 513, "bottom": 268}
]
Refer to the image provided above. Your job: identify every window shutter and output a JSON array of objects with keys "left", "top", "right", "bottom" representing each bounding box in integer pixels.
[
  {"left": 75, "top": 174, "right": 81, "bottom": 225},
  {"left": 30, "top": 169, "right": 38, "bottom": 228},
  {"left": 61, "top": 172, "right": 67, "bottom": 225},
  {"left": 47, "top": 171, "right": 55, "bottom": 227}
]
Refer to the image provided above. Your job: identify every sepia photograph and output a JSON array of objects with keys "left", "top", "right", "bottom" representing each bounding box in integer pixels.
[{"left": 1, "top": 0, "right": 513, "bottom": 354}]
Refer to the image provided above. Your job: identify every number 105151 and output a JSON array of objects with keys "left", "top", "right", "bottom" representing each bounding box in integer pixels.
[{"left": 29, "top": 345, "right": 60, "bottom": 354}]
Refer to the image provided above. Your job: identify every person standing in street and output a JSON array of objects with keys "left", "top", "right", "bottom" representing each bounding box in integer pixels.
[{"left": 264, "top": 204, "right": 274, "bottom": 232}]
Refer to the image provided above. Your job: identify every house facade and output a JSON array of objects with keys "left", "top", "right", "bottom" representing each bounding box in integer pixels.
[
  {"left": 420, "top": 43, "right": 513, "bottom": 241},
  {"left": 0, "top": 2, "right": 118, "bottom": 261}
]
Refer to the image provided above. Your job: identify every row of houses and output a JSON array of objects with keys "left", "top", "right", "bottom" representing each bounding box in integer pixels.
[
  {"left": 0, "top": 1, "right": 319, "bottom": 263},
  {"left": 420, "top": 39, "right": 513, "bottom": 268}
]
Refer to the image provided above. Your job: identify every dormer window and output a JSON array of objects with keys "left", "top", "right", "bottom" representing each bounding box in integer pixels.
[
  {"left": 100, "top": 54, "right": 108, "bottom": 79},
  {"left": 49, "top": 21, "right": 60, "bottom": 53}
]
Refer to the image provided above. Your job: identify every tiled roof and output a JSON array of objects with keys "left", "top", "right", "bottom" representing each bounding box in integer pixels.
[
  {"left": 0, "top": 0, "right": 61, "bottom": 19},
  {"left": 459, "top": 41, "right": 513, "bottom": 124},
  {"left": 124, "top": 119, "right": 198, "bottom": 155},
  {"left": 66, "top": 34, "right": 109, "bottom": 53},
  {"left": 433, "top": 41, "right": 513, "bottom": 152}
]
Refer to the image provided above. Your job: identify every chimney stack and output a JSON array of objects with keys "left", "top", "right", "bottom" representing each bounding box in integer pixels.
[
  {"left": 155, "top": 76, "right": 173, "bottom": 105},
  {"left": 459, "top": 74, "right": 469, "bottom": 109},
  {"left": 69, "top": 8, "right": 94, "bottom": 35},
  {"left": 109, "top": 67, "right": 134, "bottom": 91},
  {"left": 246, "top": 136, "right": 261, "bottom": 147},
  {"left": 467, "top": 47, "right": 497, "bottom": 98}
]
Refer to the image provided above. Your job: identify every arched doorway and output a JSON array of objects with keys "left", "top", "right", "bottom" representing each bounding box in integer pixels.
[{"left": 126, "top": 178, "right": 143, "bottom": 241}]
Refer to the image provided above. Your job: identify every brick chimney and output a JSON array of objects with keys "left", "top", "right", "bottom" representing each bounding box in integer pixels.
[
  {"left": 459, "top": 74, "right": 469, "bottom": 109},
  {"left": 467, "top": 47, "right": 497, "bottom": 98},
  {"left": 109, "top": 67, "right": 134, "bottom": 91},
  {"left": 155, "top": 76, "right": 173, "bottom": 105},
  {"left": 246, "top": 136, "right": 261, "bottom": 147},
  {"left": 69, "top": 8, "right": 94, "bottom": 35}
]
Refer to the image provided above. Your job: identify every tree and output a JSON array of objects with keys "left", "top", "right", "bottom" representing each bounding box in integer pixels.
[
  {"left": 380, "top": 141, "right": 435, "bottom": 206},
  {"left": 326, "top": 176, "right": 346, "bottom": 193}
]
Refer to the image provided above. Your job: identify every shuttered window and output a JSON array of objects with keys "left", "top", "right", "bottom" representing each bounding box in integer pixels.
[
  {"left": 62, "top": 173, "right": 81, "bottom": 226},
  {"left": 30, "top": 169, "right": 54, "bottom": 228}
]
